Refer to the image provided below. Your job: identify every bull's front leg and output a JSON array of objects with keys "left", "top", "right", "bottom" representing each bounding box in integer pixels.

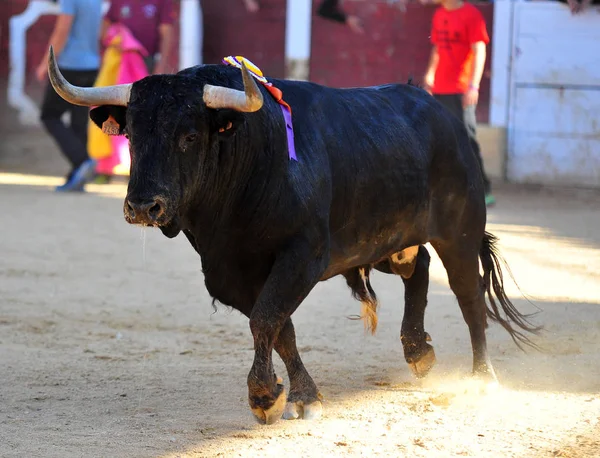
[
  {"left": 275, "top": 317, "right": 323, "bottom": 420},
  {"left": 247, "top": 239, "right": 327, "bottom": 425}
]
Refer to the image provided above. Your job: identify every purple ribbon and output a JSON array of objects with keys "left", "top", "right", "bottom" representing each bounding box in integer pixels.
[{"left": 280, "top": 105, "right": 297, "bottom": 162}]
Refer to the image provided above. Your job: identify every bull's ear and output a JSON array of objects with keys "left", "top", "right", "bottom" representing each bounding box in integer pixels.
[
  {"left": 212, "top": 109, "right": 245, "bottom": 139},
  {"left": 90, "top": 106, "right": 128, "bottom": 136}
]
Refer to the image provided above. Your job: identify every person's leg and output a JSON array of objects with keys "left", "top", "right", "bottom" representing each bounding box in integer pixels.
[
  {"left": 43, "top": 68, "right": 98, "bottom": 191},
  {"left": 68, "top": 70, "right": 98, "bottom": 156},
  {"left": 64, "top": 69, "right": 102, "bottom": 189},
  {"left": 435, "top": 94, "right": 494, "bottom": 205},
  {"left": 40, "top": 75, "right": 79, "bottom": 171},
  {"left": 463, "top": 103, "right": 493, "bottom": 202},
  {"left": 434, "top": 94, "right": 463, "bottom": 121}
]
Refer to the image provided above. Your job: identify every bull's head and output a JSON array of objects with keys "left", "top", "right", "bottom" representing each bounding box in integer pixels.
[{"left": 47, "top": 47, "right": 264, "bottom": 237}]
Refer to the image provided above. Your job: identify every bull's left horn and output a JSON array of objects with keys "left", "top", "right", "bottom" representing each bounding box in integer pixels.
[
  {"left": 47, "top": 46, "right": 131, "bottom": 107},
  {"left": 203, "top": 61, "right": 264, "bottom": 112}
]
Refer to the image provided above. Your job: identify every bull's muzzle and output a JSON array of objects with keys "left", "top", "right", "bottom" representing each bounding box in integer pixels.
[{"left": 124, "top": 197, "right": 168, "bottom": 226}]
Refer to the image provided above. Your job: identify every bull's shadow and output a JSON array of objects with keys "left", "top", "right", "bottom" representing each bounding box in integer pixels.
[{"left": 287, "top": 276, "right": 600, "bottom": 398}]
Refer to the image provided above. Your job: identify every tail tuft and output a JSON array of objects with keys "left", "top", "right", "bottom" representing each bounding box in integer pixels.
[
  {"left": 480, "top": 232, "right": 542, "bottom": 351},
  {"left": 345, "top": 266, "right": 379, "bottom": 334}
]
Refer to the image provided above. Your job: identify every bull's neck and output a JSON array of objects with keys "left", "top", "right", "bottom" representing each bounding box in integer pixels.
[{"left": 185, "top": 118, "right": 290, "bottom": 237}]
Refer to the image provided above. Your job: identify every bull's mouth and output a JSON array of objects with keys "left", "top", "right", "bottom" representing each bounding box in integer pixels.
[
  {"left": 123, "top": 212, "right": 172, "bottom": 227},
  {"left": 125, "top": 218, "right": 166, "bottom": 227},
  {"left": 123, "top": 198, "right": 179, "bottom": 233},
  {"left": 124, "top": 213, "right": 181, "bottom": 238}
]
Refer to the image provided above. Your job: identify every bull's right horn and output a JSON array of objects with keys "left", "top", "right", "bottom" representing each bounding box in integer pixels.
[
  {"left": 47, "top": 46, "right": 131, "bottom": 107},
  {"left": 203, "top": 60, "right": 264, "bottom": 112}
]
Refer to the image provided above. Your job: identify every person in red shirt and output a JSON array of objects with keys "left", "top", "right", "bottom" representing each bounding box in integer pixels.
[
  {"left": 102, "top": 0, "right": 175, "bottom": 75},
  {"left": 422, "top": 0, "right": 495, "bottom": 206}
]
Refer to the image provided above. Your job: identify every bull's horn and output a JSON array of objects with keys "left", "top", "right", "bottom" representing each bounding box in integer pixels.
[
  {"left": 203, "top": 60, "right": 264, "bottom": 112},
  {"left": 47, "top": 46, "right": 131, "bottom": 107}
]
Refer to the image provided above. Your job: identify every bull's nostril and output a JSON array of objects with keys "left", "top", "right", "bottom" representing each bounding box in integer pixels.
[
  {"left": 126, "top": 201, "right": 136, "bottom": 217},
  {"left": 148, "top": 202, "right": 164, "bottom": 220}
]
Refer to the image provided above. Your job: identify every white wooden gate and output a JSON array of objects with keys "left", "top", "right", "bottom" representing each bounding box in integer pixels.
[{"left": 507, "top": 2, "right": 600, "bottom": 188}]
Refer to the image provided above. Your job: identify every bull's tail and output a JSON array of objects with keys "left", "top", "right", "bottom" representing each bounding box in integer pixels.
[
  {"left": 479, "top": 231, "right": 542, "bottom": 350},
  {"left": 345, "top": 266, "right": 379, "bottom": 334}
]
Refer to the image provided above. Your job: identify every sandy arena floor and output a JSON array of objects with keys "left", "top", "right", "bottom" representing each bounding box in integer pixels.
[{"left": 1, "top": 172, "right": 599, "bottom": 458}]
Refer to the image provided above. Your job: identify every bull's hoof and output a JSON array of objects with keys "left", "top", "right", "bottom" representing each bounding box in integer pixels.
[
  {"left": 282, "top": 400, "right": 323, "bottom": 421},
  {"left": 466, "top": 374, "right": 501, "bottom": 396},
  {"left": 482, "top": 379, "right": 501, "bottom": 393},
  {"left": 407, "top": 344, "right": 436, "bottom": 379},
  {"left": 472, "top": 365, "right": 499, "bottom": 390},
  {"left": 250, "top": 378, "right": 286, "bottom": 425}
]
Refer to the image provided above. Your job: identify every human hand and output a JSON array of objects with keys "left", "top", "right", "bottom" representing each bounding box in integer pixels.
[
  {"left": 423, "top": 74, "right": 435, "bottom": 95},
  {"left": 347, "top": 15, "right": 364, "bottom": 34},
  {"left": 463, "top": 87, "right": 479, "bottom": 107},
  {"left": 36, "top": 61, "right": 48, "bottom": 83}
]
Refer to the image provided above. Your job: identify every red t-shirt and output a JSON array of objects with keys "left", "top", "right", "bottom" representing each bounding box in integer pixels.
[
  {"left": 106, "top": 0, "right": 175, "bottom": 56},
  {"left": 430, "top": 3, "right": 489, "bottom": 94}
]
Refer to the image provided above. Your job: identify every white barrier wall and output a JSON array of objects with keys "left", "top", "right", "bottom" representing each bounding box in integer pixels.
[
  {"left": 179, "top": 0, "right": 202, "bottom": 70},
  {"left": 284, "top": 0, "right": 312, "bottom": 80},
  {"left": 490, "top": 0, "right": 600, "bottom": 188}
]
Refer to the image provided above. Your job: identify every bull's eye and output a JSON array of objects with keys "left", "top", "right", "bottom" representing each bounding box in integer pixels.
[{"left": 184, "top": 133, "right": 197, "bottom": 143}]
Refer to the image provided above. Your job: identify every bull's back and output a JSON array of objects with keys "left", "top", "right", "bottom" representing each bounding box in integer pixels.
[{"left": 277, "top": 81, "right": 448, "bottom": 270}]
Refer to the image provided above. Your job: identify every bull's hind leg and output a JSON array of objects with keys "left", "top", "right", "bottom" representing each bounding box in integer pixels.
[
  {"left": 274, "top": 318, "right": 323, "bottom": 420},
  {"left": 398, "top": 246, "right": 437, "bottom": 378},
  {"left": 376, "top": 245, "right": 437, "bottom": 378},
  {"left": 372, "top": 245, "right": 436, "bottom": 378},
  {"left": 431, "top": 239, "right": 497, "bottom": 382}
]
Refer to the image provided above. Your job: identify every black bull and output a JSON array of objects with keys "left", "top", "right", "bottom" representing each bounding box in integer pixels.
[{"left": 48, "top": 48, "right": 539, "bottom": 424}]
